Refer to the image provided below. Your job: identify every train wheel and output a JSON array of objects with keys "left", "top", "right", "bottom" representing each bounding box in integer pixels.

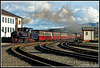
[
  {"left": 18, "top": 39, "right": 21, "bottom": 43},
  {"left": 21, "top": 39, "right": 23, "bottom": 43},
  {"left": 24, "top": 39, "right": 27, "bottom": 43}
]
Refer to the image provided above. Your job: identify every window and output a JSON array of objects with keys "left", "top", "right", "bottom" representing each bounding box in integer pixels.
[
  {"left": 86, "top": 32, "right": 88, "bottom": 35},
  {"left": 5, "top": 27, "right": 6, "bottom": 32},
  {"left": 8, "top": 27, "right": 9, "bottom": 32},
  {"left": 2, "top": 17, "right": 4, "bottom": 22},
  {"left": 8, "top": 18, "right": 9, "bottom": 23},
  {"left": 2, "top": 27, "right": 4, "bottom": 32},
  {"left": 19, "top": 20, "right": 20, "bottom": 25},
  {"left": 12, "top": 28, "right": 13, "bottom": 32},
  {"left": 26, "top": 29, "right": 28, "bottom": 31},
  {"left": 13, "top": 28, "right": 14, "bottom": 32},
  {"left": 5, "top": 17, "right": 7, "bottom": 23},
  {"left": 10, "top": 28, "right": 11, "bottom": 32},
  {"left": 10, "top": 18, "right": 12, "bottom": 23},
  {"left": 13, "top": 19, "right": 14, "bottom": 24},
  {"left": 6, "top": 27, "right": 8, "bottom": 32}
]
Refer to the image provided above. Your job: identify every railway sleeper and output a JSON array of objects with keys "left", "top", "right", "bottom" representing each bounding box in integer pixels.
[
  {"left": 61, "top": 42, "right": 98, "bottom": 56},
  {"left": 11, "top": 46, "right": 51, "bottom": 66},
  {"left": 20, "top": 45, "right": 70, "bottom": 66},
  {"left": 67, "top": 42, "right": 98, "bottom": 50},
  {"left": 38, "top": 44, "right": 98, "bottom": 62}
]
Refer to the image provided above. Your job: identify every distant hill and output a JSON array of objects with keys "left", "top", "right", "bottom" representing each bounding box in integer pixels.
[
  {"left": 46, "top": 22, "right": 99, "bottom": 34},
  {"left": 82, "top": 22, "right": 99, "bottom": 27},
  {"left": 88, "top": 22, "right": 99, "bottom": 27}
]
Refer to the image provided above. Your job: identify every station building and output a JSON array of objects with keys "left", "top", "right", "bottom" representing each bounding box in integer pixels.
[
  {"left": 82, "top": 27, "right": 98, "bottom": 41},
  {"left": 1, "top": 9, "right": 23, "bottom": 37}
]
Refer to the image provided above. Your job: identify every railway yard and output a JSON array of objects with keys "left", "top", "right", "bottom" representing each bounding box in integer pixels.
[
  {"left": 1, "top": 1, "right": 99, "bottom": 67},
  {"left": 1, "top": 40, "right": 99, "bottom": 67}
]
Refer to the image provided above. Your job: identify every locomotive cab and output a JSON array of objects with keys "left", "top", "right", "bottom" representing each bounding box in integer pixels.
[{"left": 11, "top": 27, "right": 33, "bottom": 43}]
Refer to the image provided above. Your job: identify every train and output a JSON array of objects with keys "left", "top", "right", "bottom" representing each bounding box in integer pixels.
[{"left": 11, "top": 27, "right": 81, "bottom": 43}]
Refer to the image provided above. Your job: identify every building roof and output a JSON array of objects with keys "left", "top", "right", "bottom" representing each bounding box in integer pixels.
[
  {"left": 82, "top": 27, "right": 95, "bottom": 31},
  {"left": 1, "top": 9, "right": 22, "bottom": 18}
]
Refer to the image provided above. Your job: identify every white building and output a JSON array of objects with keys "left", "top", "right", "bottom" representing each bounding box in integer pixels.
[
  {"left": 82, "top": 27, "right": 95, "bottom": 41},
  {"left": 1, "top": 9, "right": 23, "bottom": 37}
]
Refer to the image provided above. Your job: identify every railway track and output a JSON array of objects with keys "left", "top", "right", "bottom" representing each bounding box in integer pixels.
[
  {"left": 38, "top": 42, "right": 98, "bottom": 62},
  {"left": 67, "top": 42, "right": 98, "bottom": 50},
  {"left": 59, "top": 42, "right": 98, "bottom": 56},
  {"left": 11, "top": 42, "right": 71, "bottom": 66}
]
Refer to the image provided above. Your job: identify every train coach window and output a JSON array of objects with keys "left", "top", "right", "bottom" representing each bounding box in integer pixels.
[
  {"left": 50, "top": 33, "right": 52, "bottom": 36},
  {"left": 26, "top": 29, "right": 28, "bottom": 31},
  {"left": 39, "top": 31, "right": 43, "bottom": 36},
  {"left": 29, "top": 29, "right": 32, "bottom": 32}
]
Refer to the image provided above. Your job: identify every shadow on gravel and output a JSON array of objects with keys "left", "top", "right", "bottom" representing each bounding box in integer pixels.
[
  {"left": 57, "top": 44, "right": 98, "bottom": 63},
  {"left": 6, "top": 48, "right": 35, "bottom": 66},
  {"left": 35, "top": 46, "right": 51, "bottom": 54},
  {"left": 35, "top": 44, "right": 98, "bottom": 63},
  {"left": 29, "top": 52, "right": 48, "bottom": 54}
]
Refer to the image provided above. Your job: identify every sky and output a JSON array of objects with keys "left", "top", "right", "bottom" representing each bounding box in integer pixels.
[{"left": 1, "top": 1, "right": 99, "bottom": 30}]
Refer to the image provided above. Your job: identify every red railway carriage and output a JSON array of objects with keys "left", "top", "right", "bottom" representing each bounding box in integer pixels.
[
  {"left": 32, "top": 30, "right": 44, "bottom": 41},
  {"left": 52, "top": 32, "right": 60, "bottom": 40},
  {"left": 61, "top": 33, "right": 67, "bottom": 39},
  {"left": 44, "top": 31, "right": 52, "bottom": 40},
  {"left": 38, "top": 31, "right": 45, "bottom": 41},
  {"left": 66, "top": 33, "right": 71, "bottom": 39},
  {"left": 77, "top": 34, "right": 81, "bottom": 38},
  {"left": 32, "top": 30, "right": 52, "bottom": 41},
  {"left": 71, "top": 34, "right": 76, "bottom": 39}
]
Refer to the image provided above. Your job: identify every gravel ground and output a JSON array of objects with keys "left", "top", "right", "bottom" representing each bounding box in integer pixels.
[
  {"left": 1, "top": 43, "right": 32, "bottom": 67},
  {"left": 78, "top": 42, "right": 99, "bottom": 47},
  {"left": 23, "top": 42, "right": 99, "bottom": 67}
]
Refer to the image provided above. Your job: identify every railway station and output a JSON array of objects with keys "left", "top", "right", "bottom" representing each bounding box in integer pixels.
[{"left": 1, "top": 1, "right": 99, "bottom": 67}]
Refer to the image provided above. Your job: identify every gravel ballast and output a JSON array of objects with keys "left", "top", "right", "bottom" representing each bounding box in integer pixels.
[
  {"left": 23, "top": 42, "right": 98, "bottom": 67},
  {"left": 1, "top": 42, "right": 98, "bottom": 67},
  {"left": 1, "top": 43, "right": 32, "bottom": 67}
]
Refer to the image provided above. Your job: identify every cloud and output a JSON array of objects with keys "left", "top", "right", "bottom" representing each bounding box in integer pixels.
[
  {"left": 73, "top": 8, "right": 80, "bottom": 13},
  {"left": 1, "top": 1, "right": 99, "bottom": 32},
  {"left": 22, "top": 6, "right": 35, "bottom": 12},
  {"left": 33, "top": 5, "right": 77, "bottom": 25},
  {"left": 23, "top": 17, "right": 33, "bottom": 24},
  {"left": 1, "top": 1, "right": 51, "bottom": 12},
  {"left": 5, "top": 5, "right": 9, "bottom": 10},
  {"left": 74, "top": 7, "right": 99, "bottom": 24},
  {"left": 30, "top": 5, "right": 80, "bottom": 32}
]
